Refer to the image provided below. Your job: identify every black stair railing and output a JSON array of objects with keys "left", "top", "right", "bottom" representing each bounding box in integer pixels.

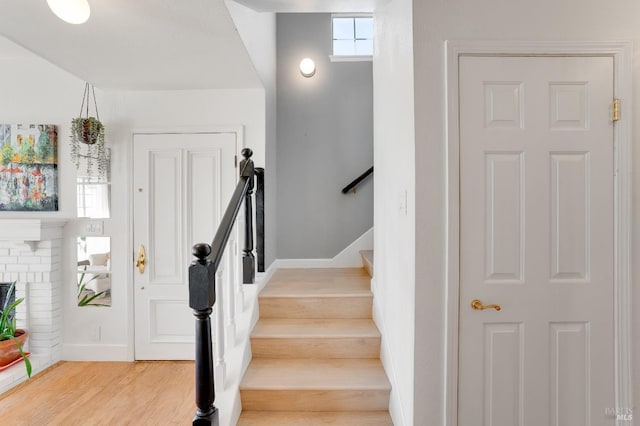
[
  {"left": 188, "top": 148, "right": 264, "bottom": 425},
  {"left": 255, "top": 167, "right": 265, "bottom": 273},
  {"left": 341, "top": 166, "right": 373, "bottom": 194}
]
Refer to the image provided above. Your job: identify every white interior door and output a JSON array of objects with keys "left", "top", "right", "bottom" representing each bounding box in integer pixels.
[
  {"left": 458, "top": 56, "right": 615, "bottom": 425},
  {"left": 133, "top": 132, "right": 236, "bottom": 360}
]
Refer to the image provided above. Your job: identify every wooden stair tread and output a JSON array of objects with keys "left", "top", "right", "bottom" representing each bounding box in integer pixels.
[
  {"left": 261, "top": 280, "right": 371, "bottom": 297},
  {"left": 240, "top": 358, "right": 390, "bottom": 390},
  {"left": 261, "top": 268, "right": 370, "bottom": 297},
  {"left": 252, "top": 318, "right": 380, "bottom": 338},
  {"left": 237, "top": 411, "right": 393, "bottom": 425},
  {"left": 272, "top": 268, "right": 369, "bottom": 278},
  {"left": 251, "top": 318, "right": 381, "bottom": 358},
  {"left": 258, "top": 296, "right": 372, "bottom": 319}
]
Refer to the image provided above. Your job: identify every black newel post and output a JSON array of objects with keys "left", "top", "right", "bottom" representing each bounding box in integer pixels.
[
  {"left": 255, "top": 167, "right": 265, "bottom": 273},
  {"left": 189, "top": 243, "right": 219, "bottom": 426},
  {"left": 240, "top": 149, "right": 255, "bottom": 284}
]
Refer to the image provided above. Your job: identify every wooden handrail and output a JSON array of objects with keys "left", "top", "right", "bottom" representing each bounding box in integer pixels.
[
  {"left": 341, "top": 166, "right": 373, "bottom": 194},
  {"left": 188, "top": 148, "right": 263, "bottom": 425}
]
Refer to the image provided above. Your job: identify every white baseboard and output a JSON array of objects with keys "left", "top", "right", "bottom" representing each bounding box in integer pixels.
[
  {"left": 373, "top": 281, "right": 407, "bottom": 426},
  {"left": 274, "top": 258, "right": 335, "bottom": 268},
  {"left": 275, "top": 227, "right": 373, "bottom": 268},
  {"left": 62, "top": 344, "right": 131, "bottom": 361},
  {"left": 0, "top": 354, "right": 58, "bottom": 395},
  {"left": 254, "top": 261, "right": 277, "bottom": 292}
]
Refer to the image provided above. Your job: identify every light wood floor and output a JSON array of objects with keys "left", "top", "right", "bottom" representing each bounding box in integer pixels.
[{"left": 0, "top": 361, "right": 195, "bottom": 425}]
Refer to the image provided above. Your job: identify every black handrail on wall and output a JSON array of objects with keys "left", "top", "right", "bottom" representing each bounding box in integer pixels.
[
  {"left": 188, "top": 148, "right": 264, "bottom": 426},
  {"left": 341, "top": 166, "right": 373, "bottom": 194}
]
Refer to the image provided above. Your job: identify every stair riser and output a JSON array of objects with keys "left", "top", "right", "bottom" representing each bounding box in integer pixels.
[
  {"left": 259, "top": 296, "right": 372, "bottom": 319},
  {"left": 240, "top": 389, "right": 390, "bottom": 411},
  {"left": 251, "top": 337, "right": 381, "bottom": 359},
  {"left": 238, "top": 411, "right": 394, "bottom": 426}
]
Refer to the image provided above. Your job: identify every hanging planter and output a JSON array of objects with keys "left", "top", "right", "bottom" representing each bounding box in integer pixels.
[{"left": 70, "top": 83, "right": 108, "bottom": 180}]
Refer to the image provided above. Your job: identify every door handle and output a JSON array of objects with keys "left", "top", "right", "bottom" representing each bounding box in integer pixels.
[
  {"left": 136, "top": 244, "right": 146, "bottom": 274},
  {"left": 471, "top": 299, "right": 501, "bottom": 311}
]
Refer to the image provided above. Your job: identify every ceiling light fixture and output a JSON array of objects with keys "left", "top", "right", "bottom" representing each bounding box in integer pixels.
[
  {"left": 299, "top": 58, "right": 316, "bottom": 78},
  {"left": 47, "top": 0, "right": 91, "bottom": 25}
]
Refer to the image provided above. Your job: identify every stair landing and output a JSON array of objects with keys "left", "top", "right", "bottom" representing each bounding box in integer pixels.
[{"left": 239, "top": 267, "right": 391, "bottom": 424}]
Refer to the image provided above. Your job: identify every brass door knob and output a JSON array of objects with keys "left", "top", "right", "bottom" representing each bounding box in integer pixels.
[
  {"left": 136, "top": 244, "right": 146, "bottom": 274},
  {"left": 471, "top": 299, "right": 501, "bottom": 311}
]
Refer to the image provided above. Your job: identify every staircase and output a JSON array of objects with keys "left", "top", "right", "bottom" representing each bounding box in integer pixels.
[{"left": 237, "top": 263, "right": 392, "bottom": 425}]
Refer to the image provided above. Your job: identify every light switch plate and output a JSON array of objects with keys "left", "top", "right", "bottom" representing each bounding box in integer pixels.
[{"left": 84, "top": 221, "right": 104, "bottom": 236}]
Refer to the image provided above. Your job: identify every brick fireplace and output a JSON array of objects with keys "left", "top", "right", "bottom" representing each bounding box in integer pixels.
[{"left": 0, "top": 219, "right": 65, "bottom": 393}]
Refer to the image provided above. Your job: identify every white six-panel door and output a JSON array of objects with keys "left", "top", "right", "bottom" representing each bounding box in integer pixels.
[
  {"left": 133, "top": 132, "right": 236, "bottom": 360},
  {"left": 458, "top": 56, "right": 614, "bottom": 426}
]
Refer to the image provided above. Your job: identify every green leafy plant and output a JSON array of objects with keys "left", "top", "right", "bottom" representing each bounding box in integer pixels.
[
  {"left": 77, "top": 267, "right": 109, "bottom": 307},
  {"left": 0, "top": 282, "right": 32, "bottom": 377}
]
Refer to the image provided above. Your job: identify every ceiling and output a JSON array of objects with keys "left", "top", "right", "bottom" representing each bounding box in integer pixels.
[
  {"left": 233, "top": 0, "right": 389, "bottom": 12},
  {"left": 0, "top": 0, "right": 387, "bottom": 90},
  {"left": 0, "top": 0, "right": 262, "bottom": 90}
]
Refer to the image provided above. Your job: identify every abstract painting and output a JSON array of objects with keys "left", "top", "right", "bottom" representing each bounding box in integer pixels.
[{"left": 0, "top": 124, "right": 58, "bottom": 211}]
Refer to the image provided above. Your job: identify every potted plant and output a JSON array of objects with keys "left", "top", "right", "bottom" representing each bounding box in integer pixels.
[
  {"left": 0, "top": 282, "right": 32, "bottom": 377},
  {"left": 70, "top": 83, "right": 108, "bottom": 180}
]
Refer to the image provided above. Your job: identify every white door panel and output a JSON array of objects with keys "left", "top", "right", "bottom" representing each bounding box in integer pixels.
[
  {"left": 458, "top": 56, "right": 614, "bottom": 426},
  {"left": 148, "top": 149, "right": 183, "bottom": 285},
  {"left": 133, "top": 132, "right": 236, "bottom": 360}
]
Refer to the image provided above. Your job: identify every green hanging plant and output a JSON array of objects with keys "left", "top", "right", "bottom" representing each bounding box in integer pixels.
[{"left": 70, "top": 83, "right": 108, "bottom": 180}]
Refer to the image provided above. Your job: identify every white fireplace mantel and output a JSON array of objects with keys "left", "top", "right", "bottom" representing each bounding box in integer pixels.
[
  {"left": 0, "top": 218, "right": 66, "bottom": 394},
  {"left": 0, "top": 219, "right": 67, "bottom": 250}
]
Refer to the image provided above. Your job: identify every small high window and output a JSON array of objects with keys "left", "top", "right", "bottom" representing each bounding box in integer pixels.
[{"left": 331, "top": 15, "right": 373, "bottom": 59}]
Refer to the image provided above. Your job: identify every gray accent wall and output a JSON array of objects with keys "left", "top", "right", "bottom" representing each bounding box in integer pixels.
[{"left": 276, "top": 13, "right": 373, "bottom": 259}]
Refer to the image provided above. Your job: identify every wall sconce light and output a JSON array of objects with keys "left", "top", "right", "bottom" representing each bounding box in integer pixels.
[
  {"left": 47, "top": 0, "right": 91, "bottom": 24},
  {"left": 299, "top": 58, "right": 316, "bottom": 78}
]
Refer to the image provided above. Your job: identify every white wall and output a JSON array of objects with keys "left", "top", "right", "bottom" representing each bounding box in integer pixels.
[
  {"left": 372, "top": 0, "right": 416, "bottom": 424},
  {"left": 412, "top": 0, "right": 640, "bottom": 424},
  {"left": 61, "top": 88, "right": 267, "bottom": 359},
  {"left": 0, "top": 37, "right": 124, "bottom": 359},
  {"left": 0, "top": 27, "right": 268, "bottom": 364},
  {"left": 0, "top": 36, "right": 91, "bottom": 219},
  {"left": 226, "top": 1, "right": 277, "bottom": 268}
]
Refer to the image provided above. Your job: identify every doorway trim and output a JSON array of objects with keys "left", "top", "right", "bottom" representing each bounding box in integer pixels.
[
  {"left": 126, "top": 126, "right": 244, "bottom": 361},
  {"left": 444, "top": 41, "right": 632, "bottom": 426}
]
